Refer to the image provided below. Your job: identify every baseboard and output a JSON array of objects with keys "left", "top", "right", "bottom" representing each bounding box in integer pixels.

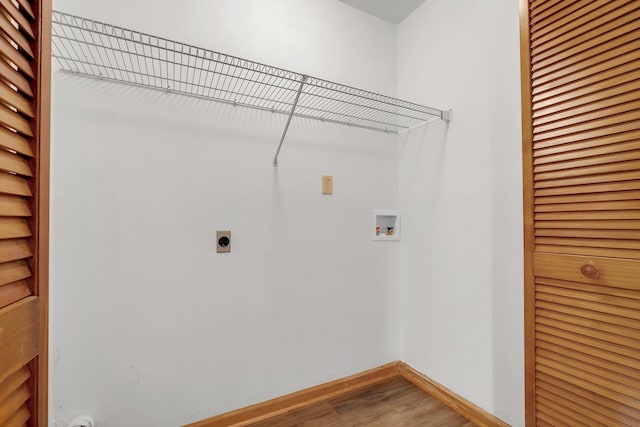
[
  {"left": 183, "top": 361, "right": 401, "bottom": 427},
  {"left": 398, "top": 362, "right": 510, "bottom": 427},
  {"left": 185, "top": 361, "right": 510, "bottom": 427}
]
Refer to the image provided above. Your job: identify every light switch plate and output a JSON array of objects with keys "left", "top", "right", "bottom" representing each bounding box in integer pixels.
[
  {"left": 217, "top": 230, "right": 231, "bottom": 253},
  {"left": 322, "top": 175, "right": 333, "bottom": 195}
]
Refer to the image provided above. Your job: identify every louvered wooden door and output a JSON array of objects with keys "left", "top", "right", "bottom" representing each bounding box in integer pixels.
[
  {"left": 520, "top": 1, "right": 640, "bottom": 425},
  {"left": 0, "top": 0, "right": 50, "bottom": 426}
]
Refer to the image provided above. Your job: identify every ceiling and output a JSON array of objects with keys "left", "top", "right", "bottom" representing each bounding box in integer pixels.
[{"left": 338, "top": 0, "right": 427, "bottom": 25}]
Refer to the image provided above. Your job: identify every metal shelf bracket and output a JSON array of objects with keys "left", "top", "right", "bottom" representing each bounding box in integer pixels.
[{"left": 273, "top": 76, "right": 307, "bottom": 167}]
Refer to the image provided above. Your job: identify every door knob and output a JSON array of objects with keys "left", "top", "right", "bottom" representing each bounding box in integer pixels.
[{"left": 580, "top": 262, "right": 600, "bottom": 279}]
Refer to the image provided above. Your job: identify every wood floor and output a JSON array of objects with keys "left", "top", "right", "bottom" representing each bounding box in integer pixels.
[{"left": 249, "top": 377, "right": 476, "bottom": 426}]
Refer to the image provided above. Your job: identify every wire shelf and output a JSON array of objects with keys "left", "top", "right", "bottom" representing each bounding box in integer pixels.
[{"left": 52, "top": 11, "right": 448, "bottom": 135}]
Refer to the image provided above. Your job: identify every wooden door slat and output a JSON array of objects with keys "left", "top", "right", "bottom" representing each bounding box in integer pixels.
[
  {"left": 0, "top": 57, "right": 33, "bottom": 98},
  {"left": 0, "top": 104, "right": 32, "bottom": 137},
  {"left": 534, "top": 100, "right": 640, "bottom": 134},
  {"left": 536, "top": 293, "right": 639, "bottom": 324},
  {"left": 537, "top": 281, "right": 640, "bottom": 307},
  {"left": 533, "top": 3, "right": 640, "bottom": 63},
  {"left": 0, "top": 239, "right": 31, "bottom": 263},
  {"left": 532, "top": 50, "right": 640, "bottom": 98},
  {"left": 0, "top": 149, "right": 32, "bottom": 176},
  {"left": 0, "top": 0, "right": 34, "bottom": 40},
  {"left": 0, "top": 218, "right": 31, "bottom": 239},
  {"left": 0, "top": 172, "right": 31, "bottom": 197},
  {"left": 535, "top": 200, "right": 640, "bottom": 212},
  {"left": 534, "top": 180, "right": 640, "bottom": 197},
  {"left": 536, "top": 236, "right": 640, "bottom": 251},
  {"left": 0, "top": 194, "right": 30, "bottom": 216},
  {"left": 1, "top": 403, "right": 30, "bottom": 427},
  {"left": 537, "top": 354, "right": 640, "bottom": 406},
  {"left": 0, "top": 12, "right": 33, "bottom": 59},
  {"left": 537, "top": 381, "right": 637, "bottom": 427},
  {"left": 536, "top": 395, "right": 601, "bottom": 427},
  {"left": 0, "top": 383, "right": 29, "bottom": 425},
  {"left": 537, "top": 315, "right": 640, "bottom": 351},
  {"left": 0, "top": 126, "right": 34, "bottom": 157},
  {"left": 0, "top": 279, "right": 29, "bottom": 309},
  {"left": 536, "top": 384, "right": 631, "bottom": 427},
  {"left": 535, "top": 158, "right": 640, "bottom": 180},
  {"left": 0, "top": 296, "right": 37, "bottom": 384},
  {"left": 0, "top": 366, "right": 29, "bottom": 403},
  {"left": 537, "top": 370, "right": 640, "bottom": 420},
  {"left": 537, "top": 330, "right": 638, "bottom": 371},
  {"left": 534, "top": 111, "right": 640, "bottom": 143},
  {"left": 0, "top": 35, "right": 33, "bottom": 79},
  {"left": 14, "top": 0, "right": 35, "bottom": 21},
  {"left": 537, "top": 307, "right": 640, "bottom": 342},
  {"left": 537, "top": 339, "right": 640, "bottom": 381},
  {"left": 0, "top": 81, "right": 33, "bottom": 118},
  {"left": 535, "top": 140, "right": 640, "bottom": 166},
  {"left": 533, "top": 121, "right": 640, "bottom": 151},
  {"left": 535, "top": 219, "right": 640, "bottom": 230},
  {"left": 531, "top": 1, "right": 609, "bottom": 44},
  {"left": 530, "top": 0, "right": 585, "bottom": 30},
  {"left": 534, "top": 170, "right": 640, "bottom": 189},
  {"left": 532, "top": 30, "right": 640, "bottom": 78},
  {"left": 536, "top": 244, "right": 640, "bottom": 260},
  {"left": 0, "top": 259, "right": 30, "bottom": 286},
  {"left": 535, "top": 227, "right": 640, "bottom": 240},
  {"left": 535, "top": 210, "right": 640, "bottom": 220}
]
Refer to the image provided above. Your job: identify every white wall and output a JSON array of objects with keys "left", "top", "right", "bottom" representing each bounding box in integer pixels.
[
  {"left": 397, "top": 1, "right": 524, "bottom": 426},
  {"left": 50, "top": 1, "right": 399, "bottom": 426}
]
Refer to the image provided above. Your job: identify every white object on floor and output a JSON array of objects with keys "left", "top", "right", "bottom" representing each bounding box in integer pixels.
[{"left": 67, "top": 415, "right": 96, "bottom": 427}]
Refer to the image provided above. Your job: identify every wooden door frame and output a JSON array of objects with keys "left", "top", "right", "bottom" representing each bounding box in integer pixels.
[
  {"left": 30, "top": 0, "right": 52, "bottom": 425},
  {"left": 518, "top": 0, "right": 535, "bottom": 425}
]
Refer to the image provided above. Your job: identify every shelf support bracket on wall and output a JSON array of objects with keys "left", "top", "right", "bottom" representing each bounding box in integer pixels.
[{"left": 273, "top": 76, "right": 308, "bottom": 167}]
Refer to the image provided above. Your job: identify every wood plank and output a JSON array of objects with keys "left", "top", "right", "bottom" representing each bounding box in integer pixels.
[
  {"left": 0, "top": 194, "right": 30, "bottom": 216},
  {"left": 0, "top": 81, "right": 33, "bottom": 117},
  {"left": 537, "top": 354, "right": 640, "bottom": 406},
  {"left": 535, "top": 200, "right": 640, "bottom": 212},
  {"left": 532, "top": 50, "right": 640, "bottom": 98},
  {"left": 0, "top": 34, "right": 33, "bottom": 78},
  {"left": 537, "top": 339, "right": 640, "bottom": 382},
  {"left": 14, "top": 0, "right": 35, "bottom": 21},
  {"left": 0, "top": 104, "right": 32, "bottom": 137},
  {"left": 536, "top": 276, "right": 640, "bottom": 300},
  {"left": 0, "top": 383, "right": 29, "bottom": 424},
  {"left": 537, "top": 307, "right": 640, "bottom": 345},
  {"left": 0, "top": 0, "right": 34, "bottom": 39},
  {"left": 537, "top": 370, "right": 640, "bottom": 421},
  {"left": 535, "top": 90, "right": 640, "bottom": 131},
  {"left": 0, "top": 56, "right": 33, "bottom": 98},
  {"left": 0, "top": 260, "right": 30, "bottom": 286},
  {"left": 535, "top": 180, "right": 640, "bottom": 197},
  {"left": 535, "top": 210, "right": 640, "bottom": 220},
  {"left": 534, "top": 170, "right": 640, "bottom": 189},
  {"left": 0, "top": 366, "right": 29, "bottom": 403},
  {"left": 533, "top": 38, "right": 640, "bottom": 90},
  {"left": 0, "top": 172, "right": 31, "bottom": 196},
  {"left": 534, "top": 111, "right": 640, "bottom": 143},
  {"left": 0, "top": 218, "right": 30, "bottom": 239},
  {"left": 537, "top": 330, "right": 638, "bottom": 371},
  {"left": 0, "top": 11, "right": 34, "bottom": 58},
  {"left": 0, "top": 238, "right": 31, "bottom": 263},
  {"left": 535, "top": 140, "right": 640, "bottom": 165},
  {"left": 534, "top": 101, "right": 640, "bottom": 135},
  {"left": 0, "top": 149, "right": 32, "bottom": 176},
  {"left": 0, "top": 280, "right": 30, "bottom": 309},
  {"left": 536, "top": 228, "right": 640, "bottom": 240},
  {"left": 536, "top": 244, "right": 640, "bottom": 260},
  {"left": 536, "top": 190, "right": 640, "bottom": 204},
  {"left": 533, "top": 121, "right": 640, "bottom": 151},
  {"left": 536, "top": 384, "right": 631, "bottom": 427},
  {"left": 0, "top": 126, "right": 33, "bottom": 157},
  {"left": 536, "top": 236, "right": 640, "bottom": 251},
  {"left": 531, "top": 24, "right": 639, "bottom": 79},
  {"left": 531, "top": 1, "right": 620, "bottom": 52},
  {"left": 532, "top": 3, "right": 640, "bottom": 62},
  {"left": 534, "top": 252, "right": 640, "bottom": 289},
  {"left": 0, "top": 403, "right": 30, "bottom": 427},
  {"left": 184, "top": 362, "right": 402, "bottom": 427},
  {"left": 535, "top": 159, "right": 640, "bottom": 180},
  {"left": 0, "top": 296, "right": 37, "bottom": 384}
]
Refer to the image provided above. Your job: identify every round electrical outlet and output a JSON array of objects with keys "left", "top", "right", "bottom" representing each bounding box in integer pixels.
[{"left": 218, "top": 236, "right": 230, "bottom": 247}]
